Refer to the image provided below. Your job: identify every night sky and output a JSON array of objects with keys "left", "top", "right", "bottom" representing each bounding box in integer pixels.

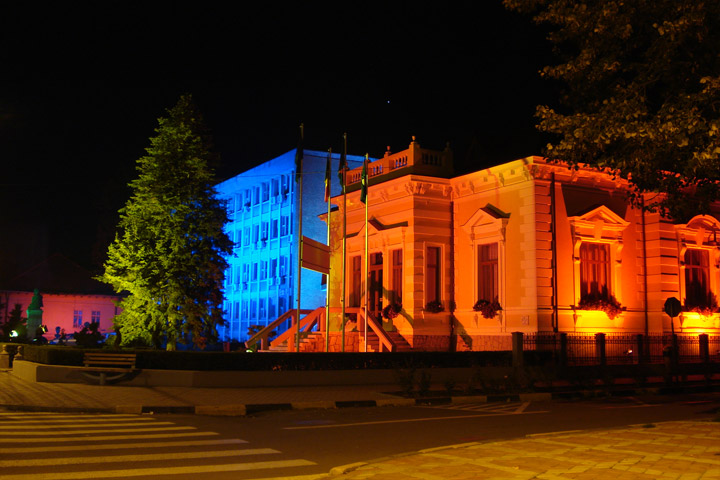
[{"left": 0, "top": 1, "right": 555, "bottom": 278}]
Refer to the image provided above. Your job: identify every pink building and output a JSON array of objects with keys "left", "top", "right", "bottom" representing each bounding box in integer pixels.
[
  {"left": 1, "top": 254, "right": 121, "bottom": 341},
  {"left": 266, "top": 138, "right": 720, "bottom": 352}
]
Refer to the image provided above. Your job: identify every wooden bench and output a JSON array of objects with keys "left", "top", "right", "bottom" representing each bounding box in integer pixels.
[{"left": 80, "top": 352, "right": 137, "bottom": 385}]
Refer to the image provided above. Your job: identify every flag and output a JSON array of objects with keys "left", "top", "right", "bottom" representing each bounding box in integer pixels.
[
  {"left": 338, "top": 133, "right": 347, "bottom": 189},
  {"left": 295, "top": 123, "right": 304, "bottom": 183},
  {"left": 360, "top": 153, "right": 368, "bottom": 204},
  {"left": 324, "top": 148, "right": 332, "bottom": 203}
]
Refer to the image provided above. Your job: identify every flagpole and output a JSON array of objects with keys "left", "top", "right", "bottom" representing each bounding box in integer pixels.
[
  {"left": 363, "top": 153, "right": 369, "bottom": 353},
  {"left": 295, "top": 124, "right": 304, "bottom": 353},
  {"left": 325, "top": 148, "right": 331, "bottom": 353},
  {"left": 341, "top": 134, "right": 347, "bottom": 353}
]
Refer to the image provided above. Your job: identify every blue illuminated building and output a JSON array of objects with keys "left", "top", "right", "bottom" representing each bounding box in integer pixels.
[{"left": 215, "top": 149, "right": 364, "bottom": 342}]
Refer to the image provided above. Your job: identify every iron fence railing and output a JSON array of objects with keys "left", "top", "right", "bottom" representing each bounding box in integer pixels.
[{"left": 523, "top": 332, "right": 711, "bottom": 366}]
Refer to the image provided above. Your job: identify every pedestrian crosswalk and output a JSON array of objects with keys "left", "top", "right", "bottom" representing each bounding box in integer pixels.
[
  {"left": 0, "top": 412, "right": 318, "bottom": 479},
  {"left": 427, "top": 401, "right": 533, "bottom": 414}
]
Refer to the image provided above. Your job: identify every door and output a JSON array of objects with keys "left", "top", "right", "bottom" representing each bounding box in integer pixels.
[{"left": 369, "top": 252, "right": 383, "bottom": 318}]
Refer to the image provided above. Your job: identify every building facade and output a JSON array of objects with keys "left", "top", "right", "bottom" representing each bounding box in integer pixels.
[
  {"left": 1, "top": 254, "right": 121, "bottom": 342},
  {"left": 215, "top": 149, "right": 364, "bottom": 342},
  {"left": 310, "top": 139, "right": 720, "bottom": 352}
]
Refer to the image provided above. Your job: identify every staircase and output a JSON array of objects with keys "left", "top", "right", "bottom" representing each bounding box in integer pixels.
[
  {"left": 267, "top": 332, "right": 324, "bottom": 352},
  {"left": 364, "top": 330, "right": 413, "bottom": 352}
]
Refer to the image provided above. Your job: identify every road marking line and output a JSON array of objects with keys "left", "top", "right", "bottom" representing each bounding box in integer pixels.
[
  {"left": 1, "top": 426, "right": 195, "bottom": 435},
  {"left": 515, "top": 402, "right": 529, "bottom": 414},
  {"left": 0, "top": 417, "right": 157, "bottom": 424},
  {"left": 0, "top": 422, "right": 174, "bottom": 429},
  {"left": 0, "top": 459, "right": 317, "bottom": 480},
  {"left": 0, "top": 431, "right": 218, "bottom": 443},
  {"left": 283, "top": 410, "right": 549, "bottom": 430},
  {"left": 526, "top": 430, "right": 583, "bottom": 437},
  {"left": 0, "top": 448, "right": 281, "bottom": 467},
  {"left": 0, "top": 438, "right": 247, "bottom": 454},
  {"left": 600, "top": 404, "right": 664, "bottom": 410},
  {"left": 0, "top": 414, "right": 142, "bottom": 419}
]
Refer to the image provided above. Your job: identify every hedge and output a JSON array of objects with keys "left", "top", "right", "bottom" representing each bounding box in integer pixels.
[{"left": 12, "top": 345, "right": 556, "bottom": 371}]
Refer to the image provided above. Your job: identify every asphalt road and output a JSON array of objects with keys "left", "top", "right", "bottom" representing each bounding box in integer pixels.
[{"left": 2, "top": 393, "right": 719, "bottom": 480}]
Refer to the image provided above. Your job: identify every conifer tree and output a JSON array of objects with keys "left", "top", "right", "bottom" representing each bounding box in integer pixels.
[
  {"left": 100, "top": 95, "right": 232, "bottom": 350},
  {"left": 505, "top": 0, "right": 720, "bottom": 221}
]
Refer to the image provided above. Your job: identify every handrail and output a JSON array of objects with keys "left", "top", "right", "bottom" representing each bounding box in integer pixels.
[
  {"left": 357, "top": 309, "right": 395, "bottom": 352},
  {"left": 246, "top": 309, "right": 311, "bottom": 351},
  {"left": 270, "top": 307, "right": 323, "bottom": 351}
]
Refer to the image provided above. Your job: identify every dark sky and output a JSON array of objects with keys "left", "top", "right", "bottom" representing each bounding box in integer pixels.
[{"left": 0, "top": 1, "right": 555, "bottom": 276}]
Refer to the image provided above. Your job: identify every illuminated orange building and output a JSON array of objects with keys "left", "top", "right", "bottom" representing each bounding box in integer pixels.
[{"left": 317, "top": 138, "right": 720, "bottom": 352}]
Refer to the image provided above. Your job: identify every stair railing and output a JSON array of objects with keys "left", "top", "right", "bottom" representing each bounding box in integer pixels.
[
  {"left": 356, "top": 308, "right": 395, "bottom": 352},
  {"left": 270, "top": 307, "right": 324, "bottom": 351},
  {"left": 246, "top": 309, "right": 311, "bottom": 351}
]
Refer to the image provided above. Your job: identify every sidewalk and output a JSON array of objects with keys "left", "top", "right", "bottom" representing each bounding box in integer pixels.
[
  {"left": 328, "top": 420, "right": 720, "bottom": 479},
  {"left": 0, "top": 369, "right": 415, "bottom": 415}
]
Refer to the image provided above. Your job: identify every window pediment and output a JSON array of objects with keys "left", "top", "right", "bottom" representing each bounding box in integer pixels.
[
  {"left": 462, "top": 204, "right": 510, "bottom": 238},
  {"left": 676, "top": 215, "right": 720, "bottom": 247},
  {"left": 569, "top": 205, "right": 629, "bottom": 241}
]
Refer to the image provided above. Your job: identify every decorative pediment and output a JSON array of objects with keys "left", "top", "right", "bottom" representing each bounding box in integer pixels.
[
  {"left": 347, "top": 217, "right": 408, "bottom": 238},
  {"left": 569, "top": 205, "right": 629, "bottom": 240},
  {"left": 676, "top": 215, "right": 720, "bottom": 247},
  {"left": 461, "top": 204, "right": 510, "bottom": 238}
]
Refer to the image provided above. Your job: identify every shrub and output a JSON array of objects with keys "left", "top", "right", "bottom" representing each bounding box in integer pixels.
[
  {"left": 73, "top": 323, "right": 105, "bottom": 348},
  {"left": 424, "top": 301, "right": 444, "bottom": 313},
  {"left": 473, "top": 299, "right": 502, "bottom": 319},
  {"left": 578, "top": 294, "right": 623, "bottom": 319},
  {"left": 382, "top": 303, "right": 402, "bottom": 319}
]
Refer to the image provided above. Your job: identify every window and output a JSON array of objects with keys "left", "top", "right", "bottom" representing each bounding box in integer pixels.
[
  {"left": 91, "top": 311, "right": 100, "bottom": 324},
  {"left": 685, "top": 249, "right": 711, "bottom": 309},
  {"left": 271, "top": 178, "right": 279, "bottom": 197},
  {"left": 579, "top": 243, "right": 611, "bottom": 299},
  {"left": 391, "top": 249, "right": 402, "bottom": 304},
  {"left": 261, "top": 222, "right": 268, "bottom": 241},
  {"left": 262, "top": 182, "right": 270, "bottom": 202},
  {"left": 252, "top": 186, "right": 260, "bottom": 205},
  {"left": 281, "top": 175, "right": 290, "bottom": 197},
  {"left": 271, "top": 219, "right": 279, "bottom": 239},
  {"left": 477, "top": 243, "right": 498, "bottom": 302},
  {"left": 426, "top": 247, "right": 441, "bottom": 304},
  {"left": 350, "top": 255, "right": 362, "bottom": 307},
  {"left": 270, "top": 258, "right": 277, "bottom": 278},
  {"left": 243, "top": 227, "right": 250, "bottom": 246},
  {"left": 73, "top": 310, "right": 83, "bottom": 328},
  {"left": 281, "top": 216, "right": 289, "bottom": 236},
  {"left": 252, "top": 225, "right": 259, "bottom": 244},
  {"left": 251, "top": 263, "right": 258, "bottom": 281},
  {"left": 260, "top": 261, "right": 267, "bottom": 281},
  {"left": 269, "top": 298, "right": 276, "bottom": 318}
]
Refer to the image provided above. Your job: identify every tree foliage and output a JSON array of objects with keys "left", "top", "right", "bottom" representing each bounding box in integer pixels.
[
  {"left": 100, "top": 95, "right": 232, "bottom": 350},
  {"left": 504, "top": 0, "right": 720, "bottom": 221}
]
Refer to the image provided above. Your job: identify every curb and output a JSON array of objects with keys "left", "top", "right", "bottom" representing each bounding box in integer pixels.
[{"left": 1, "top": 384, "right": 712, "bottom": 417}]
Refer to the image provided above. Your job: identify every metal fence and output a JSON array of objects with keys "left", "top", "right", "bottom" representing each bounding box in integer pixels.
[{"left": 523, "top": 332, "right": 712, "bottom": 366}]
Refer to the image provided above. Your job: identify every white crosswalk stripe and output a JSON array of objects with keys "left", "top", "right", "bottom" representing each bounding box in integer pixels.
[
  {"left": 429, "top": 401, "right": 532, "bottom": 413},
  {"left": 0, "top": 412, "right": 317, "bottom": 479}
]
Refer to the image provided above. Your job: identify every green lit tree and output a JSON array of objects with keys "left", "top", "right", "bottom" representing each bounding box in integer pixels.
[
  {"left": 1, "top": 304, "right": 26, "bottom": 341},
  {"left": 100, "top": 95, "right": 232, "bottom": 350},
  {"left": 504, "top": 0, "right": 720, "bottom": 221}
]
